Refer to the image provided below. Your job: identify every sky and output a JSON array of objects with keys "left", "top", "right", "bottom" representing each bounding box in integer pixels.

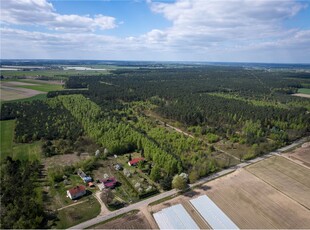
[{"left": 1, "top": 0, "right": 310, "bottom": 63}]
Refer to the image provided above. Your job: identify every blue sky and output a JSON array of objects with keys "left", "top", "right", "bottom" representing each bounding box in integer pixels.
[{"left": 1, "top": 0, "right": 310, "bottom": 63}]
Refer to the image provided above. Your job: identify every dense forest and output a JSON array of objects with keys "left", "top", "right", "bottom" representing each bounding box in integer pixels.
[
  {"left": 0, "top": 157, "right": 44, "bottom": 229},
  {"left": 50, "top": 67, "right": 310, "bottom": 144}
]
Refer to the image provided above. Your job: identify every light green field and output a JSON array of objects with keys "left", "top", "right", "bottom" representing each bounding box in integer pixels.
[
  {"left": 298, "top": 88, "right": 310, "bottom": 95},
  {"left": 15, "top": 83, "right": 63, "bottom": 92},
  {"left": 0, "top": 120, "right": 42, "bottom": 162},
  {"left": 0, "top": 120, "right": 15, "bottom": 160}
]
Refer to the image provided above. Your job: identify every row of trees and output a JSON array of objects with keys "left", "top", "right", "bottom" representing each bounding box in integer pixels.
[{"left": 56, "top": 95, "right": 181, "bottom": 176}]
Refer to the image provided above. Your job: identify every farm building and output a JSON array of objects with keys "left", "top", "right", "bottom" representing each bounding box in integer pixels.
[
  {"left": 77, "top": 168, "right": 92, "bottom": 183},
  {"left": 67, "top": 185, "right": 86, "bottom": 200},
  {"left": 100, "top": 177, "right": 117, "bottom": 189},
  {"left": 128, "top": 157, "right": 145, "bottom": 166},
  {"left": 190, "top": 195, "right": 239, "bottom": 229},
  {"left": 153, "top": 204, "right": 199, "bottom": 229}
]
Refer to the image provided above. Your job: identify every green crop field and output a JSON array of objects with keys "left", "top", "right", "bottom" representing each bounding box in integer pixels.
[
  {"left": 0, "top": 120, "right": 42, "bottom": 162},
  {"left": 15, "top": 83, "right": 63, "bottom": 92},
  {"left": 298, "top": 88, "right": 310, "bottom": 95}
]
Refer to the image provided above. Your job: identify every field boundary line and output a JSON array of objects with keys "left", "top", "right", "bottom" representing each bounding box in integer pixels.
[{"left": 245, "top": 167, "right": 310, "bottom": 211}]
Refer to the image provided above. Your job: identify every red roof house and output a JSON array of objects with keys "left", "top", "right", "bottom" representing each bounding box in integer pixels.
[
  {"left": 100, "top": 177, "right": 117, "bottom": 189},
  {"left": 128, "top": 157, "right": 145, "bottom": 166},
  {"left": 67, "top": 185, "right": 86, "bottom": 200}
]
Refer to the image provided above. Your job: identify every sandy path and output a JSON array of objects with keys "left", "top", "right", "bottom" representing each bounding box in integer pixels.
[{"left": 292, "top": 93, "right": 310, "bottom": 98}]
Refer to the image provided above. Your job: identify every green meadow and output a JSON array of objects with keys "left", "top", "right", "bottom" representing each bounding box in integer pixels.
[
  {"left": 0, "top": 120, "right": 42, "bottom": 162},
  {"left": 298, "top": 88, "right": 310, "bottom": 95}
]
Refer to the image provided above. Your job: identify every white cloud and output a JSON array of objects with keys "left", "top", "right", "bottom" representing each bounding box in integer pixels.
[
  {"left": 1, "top": 0, "right": 310, "bottom": 62},
  {"left": 0, "top": 0, "right": 117, "bottom": 31},
  {"left": 148, "top": 0, "right": 306, "bottom": 43}
]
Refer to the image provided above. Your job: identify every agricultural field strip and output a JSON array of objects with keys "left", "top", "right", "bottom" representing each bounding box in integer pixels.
[
  {"left": 69, "top": 136, "right": 309, "bottom": 229},
  {"left": 249, "top": 157, "right": 310, "bottom": 187},
  {"left": 246, "top": 157, "right": 310, "bottom": 209},
  {"left": 182, "top": 201, "right": 210, "bottom": 229},
  {"left": 206, "top": 169, "right": 310, "bottom": 229}
]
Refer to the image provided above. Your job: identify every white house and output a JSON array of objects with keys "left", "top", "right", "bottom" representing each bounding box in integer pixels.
[{"left": 67, "top": 185, "right": 86, "bottom": 200}]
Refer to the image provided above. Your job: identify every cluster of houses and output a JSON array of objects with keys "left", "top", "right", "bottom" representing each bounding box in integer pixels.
[{"left": 66, "top": 158, "right": 145, "bottom": 200}]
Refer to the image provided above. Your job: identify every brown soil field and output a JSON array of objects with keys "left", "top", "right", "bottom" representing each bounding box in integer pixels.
[
  {"left": 92, "top": 210, "right": 151, "bottom": 229},
  {"left": 205, "top": 169, "right": 310, "bottom": 229},
  {"left": 0, "top": 85, "right": 45, "bottom": 101},
  {"left": 283, "top": 142, "right": 310, "bottom": 168},
  {"left": 247, "top": 156, "right": 310, "bottom": 209},
  {"left": 3, "top": 81, "right": 37, "bottom": 86}
]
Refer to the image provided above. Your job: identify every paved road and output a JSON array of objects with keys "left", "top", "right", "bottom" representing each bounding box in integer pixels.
[{"left": 70, "top": 136, "right": 309, "bottom": 229}]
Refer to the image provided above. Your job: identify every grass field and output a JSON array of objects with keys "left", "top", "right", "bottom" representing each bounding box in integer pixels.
[
  {"left": 0, "top": 120, "right": 42, "bottom": 162},
  {"left": 298, "top": 88, "right": 310, "bottom": 95},
  {"left": 205, "top": 168, "right": 310, "bottom": 229},
  {"left": 55, "top": 196, "right": 100, "bottom": 229},
  {"left": 0, "top": 120, "right": 15, "bottom": 161},
  {"left": 91, "top": 210, "right": 151, "bottom": 229},
  {"left": 1, "top": 79, "right": 62, "bottom": 101},
  {"left": 247, "top": 156, "right": 310, "bottom": 209}
]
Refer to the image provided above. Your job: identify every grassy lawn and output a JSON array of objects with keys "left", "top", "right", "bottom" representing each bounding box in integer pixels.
[
  {"left": 298, "top": 88, "right": 310, "bottom": 95},
  {"left": 55, "top": 195, "right": 100, "bottom": 229},
  {"left": 0, "top": 120, "right": 42, "bottom": 162}
]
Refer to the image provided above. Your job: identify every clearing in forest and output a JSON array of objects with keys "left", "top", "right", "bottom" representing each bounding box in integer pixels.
[{"left": 0, "top": 120, "right": 42, "bottom": 162}]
